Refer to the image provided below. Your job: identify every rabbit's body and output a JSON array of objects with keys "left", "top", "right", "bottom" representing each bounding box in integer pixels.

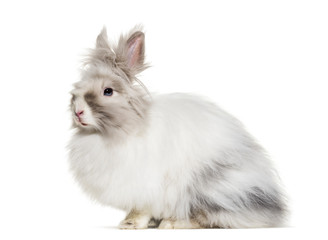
[{"left": 68, "top": 27, "right": 287, "bottom": 228}]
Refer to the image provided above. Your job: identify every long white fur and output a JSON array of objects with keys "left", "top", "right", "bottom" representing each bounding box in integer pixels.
[
  {"left": 69, "top": 93, "right": 285, "bottom": 227},
  {"left": 68, "top": 27, "right": 286, "bottom": 228}
]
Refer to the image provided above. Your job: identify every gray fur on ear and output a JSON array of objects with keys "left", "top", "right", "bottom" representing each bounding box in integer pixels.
[
  {"left": 96, "top": 27, "right": 110, "bottom": 49},
  {"left": 84, "top": 27, "right": 116, "bottom": 67},
  {"left": 114, "top": 26, "right": 148, "bottom": 77}
]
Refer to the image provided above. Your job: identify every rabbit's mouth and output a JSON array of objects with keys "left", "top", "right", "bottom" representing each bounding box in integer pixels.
[
  {"left": 74, "top": 116, "right": 88, "bottom": 127},
  {"left": 78, "top": 119, "right": 88, "bottom": 126}
]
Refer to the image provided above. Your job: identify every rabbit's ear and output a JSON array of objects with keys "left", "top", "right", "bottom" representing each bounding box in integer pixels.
[
  {"left": 86, "top": 27, "right": 115, "bottom": 66},
  {"left": 115, "top": 27, "right": 147, "bottom": 76},
  {"left": 96, "top": 27, "right": 110, "bottom": 49},
  {"left": 125, "top": 31, "right": 145, "bottom": 69}
]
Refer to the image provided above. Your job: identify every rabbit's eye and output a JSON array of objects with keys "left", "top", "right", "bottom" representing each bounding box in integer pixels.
[{"left": 104, "top": 88, "right": 113, "bottom": 96}]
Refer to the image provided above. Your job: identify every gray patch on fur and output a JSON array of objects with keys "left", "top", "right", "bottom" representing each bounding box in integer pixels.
[
  {"left": 83, "top": 91, "right": 120, "bottom": 132},
  {"left": 192, "top": 194, "right": 227, "bottom": 213},
  {"left": 84, "top": 92, "right": 107, "bottom": 117},
  {"left": 188, "top": 151, "right": 286, "bottom": 222},
  {"left": 199, "top": 161, "right": 233, "bottom": 183},
  {"left": 84, "top": 92, "right": 99, "bottom": 110},
  {"left": 188, "top": 161, "right": 231, "bottom": 215},
  {"left": 244, "top": 187, "right": 285, "bottom": 213}
]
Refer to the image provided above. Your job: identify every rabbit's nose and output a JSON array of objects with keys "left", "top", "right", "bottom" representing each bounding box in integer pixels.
[{"left": 75, "top": 110, "right": 84, "bottom": 117}]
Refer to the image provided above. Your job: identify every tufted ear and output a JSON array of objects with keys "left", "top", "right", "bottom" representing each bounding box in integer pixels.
[
  {"left": 85, "top": 27, "right": 116, "bottom": 66},
  {"left": 96, "top": 27, "right": 110, "bottom": 49},
  {"left": 115, "top": 27, "right": 147, "bottom": 76}
]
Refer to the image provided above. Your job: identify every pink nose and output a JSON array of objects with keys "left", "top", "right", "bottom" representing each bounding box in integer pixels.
[{"left": 75, "top": 110, "right": 84, "bottom": 117}]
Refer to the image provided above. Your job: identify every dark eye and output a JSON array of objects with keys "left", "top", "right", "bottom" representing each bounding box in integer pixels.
[{"left": 104, "top": 88, "right": 113, "bottom": 96}]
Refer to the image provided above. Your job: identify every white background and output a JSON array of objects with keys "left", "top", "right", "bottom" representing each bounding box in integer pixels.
[{"left": 0, "top": 0, "right": 327, "bottom": 239}]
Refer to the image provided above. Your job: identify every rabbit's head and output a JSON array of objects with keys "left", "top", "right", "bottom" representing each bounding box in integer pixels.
[{"left": 70, "top": 26, "right": 149, "bottom": 136}]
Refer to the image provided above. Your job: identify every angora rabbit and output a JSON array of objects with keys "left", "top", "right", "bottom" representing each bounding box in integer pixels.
[{"left": 68, "top": 26, "right": 287, "bottom": 229}]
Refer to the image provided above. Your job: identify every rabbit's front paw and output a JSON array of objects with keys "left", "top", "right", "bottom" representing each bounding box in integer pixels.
[
  {"left": 118, "top": 210, "right": 151, "bottom": 229},
  {"left": 158, "top": 218, "right": 201, "bottom": 229}
]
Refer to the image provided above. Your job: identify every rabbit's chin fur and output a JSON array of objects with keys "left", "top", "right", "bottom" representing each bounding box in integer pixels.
[{"left": 68, "top": 27, "right": 287, "bottom": 229}]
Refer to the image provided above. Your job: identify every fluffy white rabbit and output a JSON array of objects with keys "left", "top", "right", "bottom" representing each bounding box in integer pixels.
[{"left": 68, "top": 26, "right": 287, "bottom": 229}]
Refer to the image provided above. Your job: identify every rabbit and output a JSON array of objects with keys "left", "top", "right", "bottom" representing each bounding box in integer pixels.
[{"left": 68, "top": 26, "right": 287, "bottom": 229}]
